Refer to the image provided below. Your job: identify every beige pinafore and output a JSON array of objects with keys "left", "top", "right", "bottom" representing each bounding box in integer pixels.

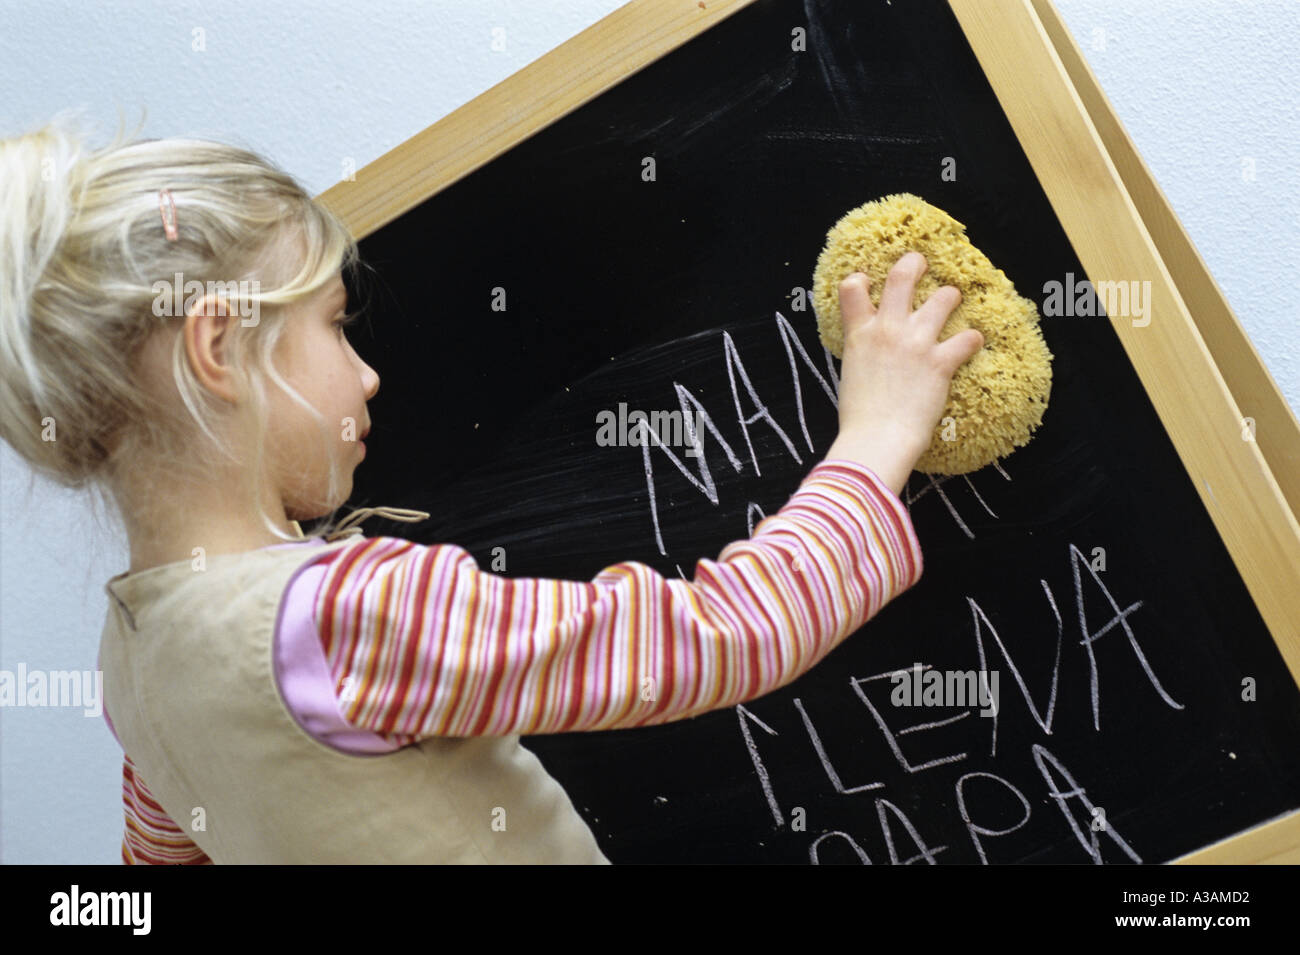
[{"left": 98, "top": 507, "right": 610, "bottom": 863}]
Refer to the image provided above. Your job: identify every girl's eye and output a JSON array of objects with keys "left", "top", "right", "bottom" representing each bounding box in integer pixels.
[{"left": 335, "top": 311, "right": 361, "bottom": 336}]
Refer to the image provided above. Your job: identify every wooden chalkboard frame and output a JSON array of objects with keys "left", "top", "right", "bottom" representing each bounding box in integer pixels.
[{"left": 316, "top": 0, "right": 1300, "bottom": 863}]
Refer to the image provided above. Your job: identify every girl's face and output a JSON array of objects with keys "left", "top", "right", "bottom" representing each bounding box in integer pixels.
[{"left": 268, "top": 273, "right": 379, "bottom": 521}]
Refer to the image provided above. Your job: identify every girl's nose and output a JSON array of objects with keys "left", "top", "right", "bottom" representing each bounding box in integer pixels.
[{"left": 348, "top": 342, "right": 380, "bottom": 398}]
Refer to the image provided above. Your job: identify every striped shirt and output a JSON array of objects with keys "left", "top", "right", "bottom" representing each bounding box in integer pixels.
[{"left": 112, "top": 458, "right": 922, "bottom": 863}]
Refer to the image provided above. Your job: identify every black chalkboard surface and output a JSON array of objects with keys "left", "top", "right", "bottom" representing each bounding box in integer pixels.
[{"left": 327, "top": 0, "right": 1300, "bottom": 863}]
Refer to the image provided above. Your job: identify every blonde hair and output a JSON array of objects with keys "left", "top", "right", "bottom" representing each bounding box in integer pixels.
[{"left": 0, "top": 108, "right": 373, "bottom": 547}]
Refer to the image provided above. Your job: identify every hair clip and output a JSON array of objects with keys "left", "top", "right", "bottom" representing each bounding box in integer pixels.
[{"left": 158, "top": 188, "right": 178, "bottom": 241}]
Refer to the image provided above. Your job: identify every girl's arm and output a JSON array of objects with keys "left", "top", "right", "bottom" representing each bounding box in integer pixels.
[{"left": 311, "top": 457, "right": 922, "bottom": 740}]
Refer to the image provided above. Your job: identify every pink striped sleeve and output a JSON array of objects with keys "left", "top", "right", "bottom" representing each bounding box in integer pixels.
[
  {"left": 312, "top": 458, "right": 922, "bottom": 740},
  {"left": 120, "top": 755, "right": 212, "bottom": 865}
]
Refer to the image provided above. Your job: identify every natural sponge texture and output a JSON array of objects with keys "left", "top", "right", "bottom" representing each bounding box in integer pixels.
[{"left": 812, "top": 193, "right": 1052, "bottom": 475}]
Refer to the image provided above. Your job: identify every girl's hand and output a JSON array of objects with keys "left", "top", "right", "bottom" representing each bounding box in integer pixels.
[{"left": 826, "top": 251, "right": 984, "bottom": 494}]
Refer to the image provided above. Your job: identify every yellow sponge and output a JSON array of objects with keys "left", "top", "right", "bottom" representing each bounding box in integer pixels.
[{"left": 811, "top": 193, "right": 1052, "bottom": 475}]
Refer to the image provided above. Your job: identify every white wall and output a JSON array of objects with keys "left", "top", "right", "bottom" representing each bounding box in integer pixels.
[{"left": 1, "top": 0, "right": 1296, "bottom": 863}]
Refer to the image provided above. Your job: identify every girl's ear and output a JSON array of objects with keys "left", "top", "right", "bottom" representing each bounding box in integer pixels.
[{"left": 183, "top": 294, "right": 242, "bottom": 405}]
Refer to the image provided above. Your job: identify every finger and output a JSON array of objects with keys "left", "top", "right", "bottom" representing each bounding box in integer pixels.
[
  {"left": 913, "top": 284, "right": 962, "bottom": 339},
  {"left": 935, "top": 328, "right": 985, "bottom": 377},
  {"left": 837, "top": 272, "right": 877, "bottom": 327},
  {"left": 878, "top": 251, "right": 927, "bottom": 321}
]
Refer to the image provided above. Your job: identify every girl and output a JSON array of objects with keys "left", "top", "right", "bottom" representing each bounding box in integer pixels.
[{"left": 0, "top": 112, "right": 983, "bottom": 864}]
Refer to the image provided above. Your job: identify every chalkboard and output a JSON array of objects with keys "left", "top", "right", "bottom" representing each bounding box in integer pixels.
[{"left": 317, "top": 0, "right": 1300, "bottom": 863}]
